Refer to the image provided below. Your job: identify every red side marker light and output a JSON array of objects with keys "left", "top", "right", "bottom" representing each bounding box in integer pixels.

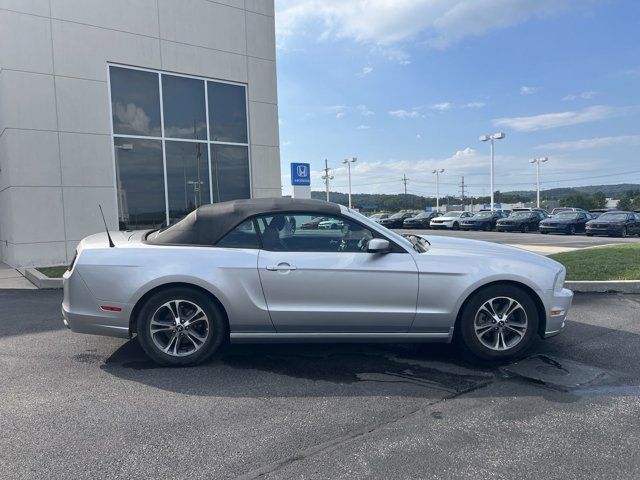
[{"left": 100, "top": 306, "right": 122, "bottom": 312}]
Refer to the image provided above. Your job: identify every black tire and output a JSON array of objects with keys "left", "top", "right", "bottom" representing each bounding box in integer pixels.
[
  {"left": 620, "top": 227, "right": 628, "bottom": 238},
  {"left": 567, "top": 225, "right": 576, "bottom": 235},
  {"left": 586, "top": 233, "right": 593, "bottom": 237},
  {"left": 484, "top": 223, "right": 491, "bottom": 232},
  {"left": 522, "top": 224, "right": 530, "bottom": 233},
  {"left": 541, "top": 231, "right": 548, "bottom": 234},
  {"left": 136, "top": 287, "right": 228, "bottom": 366},
  {"left": 452, "top": 222, "right": 460, "bottom": 231},
  {"left": 455, "top": 284, "right": 539, "bottom": 362}
]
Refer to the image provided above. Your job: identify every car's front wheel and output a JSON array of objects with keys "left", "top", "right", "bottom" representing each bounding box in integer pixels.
[
  {"left": 456, "top": 285, "right": 539, "bottom": 361},
  {"left": 136, "top": 287, "right": 227, "bottom": 366}
]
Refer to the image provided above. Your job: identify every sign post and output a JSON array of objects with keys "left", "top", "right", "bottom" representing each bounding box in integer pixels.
[{"left": 290, "top": 163, "right": 311, "bottom": 199}]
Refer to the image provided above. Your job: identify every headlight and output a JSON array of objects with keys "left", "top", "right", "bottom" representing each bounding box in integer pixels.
[{"left": 554, "top": 268, "right": 566, "bottom": 292}]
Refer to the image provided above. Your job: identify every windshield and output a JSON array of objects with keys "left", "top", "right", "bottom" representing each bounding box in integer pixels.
[
  {"left": 598, "top": 213, "right": 628, "bottom": 221},
  {"left": 554, "top": 212, "right": 579, "bottom": 219},
  {"left": 473, "top": 212, "right": 492, "bottom": 218},
  {"left": 370, "top": 213, "right": 385, "bottom": 219},
  {"left": 389, "top": 213, "right": 405, "bottom": 219},
  {"left": 414, "top": 212, "right": 430, "bottom": 218},
  {"left": 444, "top": 211, "right": 463, "bottom": 217},
  {"left": 510, "top": 212, "right": 531, "bottom": 218}
]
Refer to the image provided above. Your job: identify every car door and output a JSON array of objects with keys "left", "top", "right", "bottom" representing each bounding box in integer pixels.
[{"left": 256, "top": 212, "right": 419, "bottom": 333}]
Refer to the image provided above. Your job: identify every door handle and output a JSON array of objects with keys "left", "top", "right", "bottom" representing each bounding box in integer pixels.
[{"left": 266, "top": 263, "right": 297, "bottom": 271}]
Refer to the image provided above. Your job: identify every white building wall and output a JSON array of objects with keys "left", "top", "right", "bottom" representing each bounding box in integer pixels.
[{"left": 0, "top": 0, "right": 280, "bottom": 267}]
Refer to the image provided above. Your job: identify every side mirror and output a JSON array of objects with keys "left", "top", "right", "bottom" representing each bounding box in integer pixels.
[
  {"left": 367, "top": 238, "right": 390, "bottom": 253},
  {"left": 367, "top": 238, "right": 391, "bottom": 253}
]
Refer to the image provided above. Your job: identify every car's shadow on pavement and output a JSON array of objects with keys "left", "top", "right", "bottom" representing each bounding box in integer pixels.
[{"left": 98, "top": 316, "right": 637, "bottom": 401}]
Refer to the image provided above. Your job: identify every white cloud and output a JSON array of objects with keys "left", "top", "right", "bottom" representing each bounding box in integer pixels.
[
  {"left": 416, "top": 134, "right": 422, "bottom": 139},
  {"left": 562, "top": 91, "right": 597, "bottom": 101},
  {"left": 431, "top": 102, "right": 451, "bottom": 111},
  {"left": 282, "top": 140, "right": 293, "bottom": 147},
  {"left": 520, "top": 85, "right": 536, "bottom": 95},
  {"left": 335, "top": 111, "right": 346, "bottom": 119},
  {"left": 276, "top": 0, "right": 578, "bottom": 60},
  {"left": 113, "top": 102, "right": 151, "bottom": 134},
  {"left": 359, "top": 66, "right": 374, "bottom": 76},
  {"left": 536, "top": 135, "right": 640, "bottom": 151},
  {"left": 356, "top": 125, "right": 371, "bottom": 130},
  {"left": 493, "top": 105, "right": 615, "bottom": 132},
  {"left": 356, "top": 104, "right": 375, "bottom": 116},
  {"left": 465, "top": 101, "right": 486, "bottom": 108},
  {"left": 389, "top": 109, "right": 420, "bottom": 119}
]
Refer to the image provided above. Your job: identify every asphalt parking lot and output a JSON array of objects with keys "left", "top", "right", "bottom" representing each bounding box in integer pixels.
[{"left": 2, "top": 289, "right": 640, "bottom": 479}]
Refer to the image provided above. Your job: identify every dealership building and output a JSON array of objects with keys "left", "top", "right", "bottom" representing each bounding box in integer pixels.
[{"left": 0, "top": 0, "right": 281, "bottom": 267}]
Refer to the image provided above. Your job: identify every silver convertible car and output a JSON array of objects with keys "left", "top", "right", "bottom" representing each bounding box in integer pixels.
[{"left": 63, "top": 198, "right": 573, "bottom": 365}]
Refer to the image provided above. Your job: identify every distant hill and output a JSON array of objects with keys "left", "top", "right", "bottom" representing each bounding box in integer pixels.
[{"left": 309, "top": 183, "right": 640, "bottom": 211}]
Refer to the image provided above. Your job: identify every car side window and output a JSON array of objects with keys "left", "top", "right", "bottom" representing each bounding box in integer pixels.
[
  {"left": 216, "top": 219, "right": 260, "bottom": 249},
  {"left": 256, "top": 213, "right": 375, "bottom": 253}
]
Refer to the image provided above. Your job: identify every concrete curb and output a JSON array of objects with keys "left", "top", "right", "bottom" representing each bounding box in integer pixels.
[
  {"left": 24, "top": 268, "right": 63, "bottom": 289},
  {"left": 566, "top": 280, "right": 640, "bottom": 294}
]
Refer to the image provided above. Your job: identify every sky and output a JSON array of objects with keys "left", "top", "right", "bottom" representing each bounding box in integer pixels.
[{"left": 274, "top": 0, "right": 640, "bottom": 198}]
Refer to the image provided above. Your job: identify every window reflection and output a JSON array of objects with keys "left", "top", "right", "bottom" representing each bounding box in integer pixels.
[
  {"left": 110, "top": 67, "right": 161, "bottom": 137},
  {"left": 114, "top": 138, "right": 166, "bottom": 230},
  {"left": 208, "top": 82, "right": 248, "bottom": 143},
  {"left": 162, "top": 75, "right": 207, "bottom": 140},
  {"left": 211, "top": 145, "right": 250, "bottom": 202},
  {"left": 166, "top": 141, "right": 211, "bottom": 223}
]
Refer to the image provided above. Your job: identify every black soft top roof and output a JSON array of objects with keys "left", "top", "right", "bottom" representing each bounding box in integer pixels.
[{"left": 146, "top": 197, "right": 342, "bottom": 245}]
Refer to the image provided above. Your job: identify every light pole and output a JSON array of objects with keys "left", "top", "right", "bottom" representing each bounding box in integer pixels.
[
  {"left": 479, "top": 132, "right": 506, "bottom": 211},
  {"left": 342, "top": 157, "right": 357, "bottom": 209},
  {"left": 530, "top": 156, "right": 548, "bottom": 208},
  {"left": 321, "top": 159, "right": 333, "bottom": 202},
  {"left": 432, "top": 168, "right": 444, "bottom": 212}
]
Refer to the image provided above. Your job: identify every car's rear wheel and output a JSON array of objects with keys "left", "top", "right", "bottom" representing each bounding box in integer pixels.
[
  {"left": 456, "top": 285, "right": 539, "bottom": 361},
  {"left": 136, "top": 287, "right": 227, "bottom": 366},
  {"left": 522, "top": 224, "right": 530, "bottom": 233}
]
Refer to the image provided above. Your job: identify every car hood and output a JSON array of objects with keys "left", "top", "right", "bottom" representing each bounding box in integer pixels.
[
  {"left": 588, "top": 219, "right": 624, "bottom": 224},
  {"left": 421, "top": 234, "right": 561, "bottom": 268},
  {"left": 542, "top": 218, "right": 575, "bottom": 224}
]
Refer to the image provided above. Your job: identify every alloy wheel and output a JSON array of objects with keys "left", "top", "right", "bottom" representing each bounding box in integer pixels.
[
  {"left": 473, "top": 297, "right": 528, "bottom": 351},
  {"left": 150, "top": 299, "right": 210, "bottom": 357}
]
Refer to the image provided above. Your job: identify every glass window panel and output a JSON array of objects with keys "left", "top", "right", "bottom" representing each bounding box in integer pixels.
[
  {"left": 207, "top": 82, "right": 248, "bottom": 143},
  {"left": 110, "top": 67, "right": 161, "bottom": 137},
  {"left": 165, "top": 141, "right": 211, "bottom": 224},
  {"left": 114, "top": 138, "right": 166, "bottom": 230},
  {"left": 256, "top": 214, "right": 374, "bottom": 252},
  {"left": 211, "top": 145, "right": 250, "bottom": 202},
  {"left": 162, "top": 75, "right": 207, "bottom": 140},
  {"left": 216, "top": 220, "right": 259, "bottom": 249}
]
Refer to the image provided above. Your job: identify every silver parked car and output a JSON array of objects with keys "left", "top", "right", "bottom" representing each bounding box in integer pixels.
[{"left": 63, "top": 198, "right": 572, "bottom": 365}]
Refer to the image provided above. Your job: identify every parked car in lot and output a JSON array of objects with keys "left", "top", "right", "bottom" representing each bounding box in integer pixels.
[
  {"left": 318, "top": 218, "right": 344, "bottom": 230},
  {"left": 368, "top": 213, "right": 390, "bottom": 224},
  {"left": 301, "top": 216, "right": 330, "bottom": 229},
  {"left": 588, "top": 209, "right": 613, "bottom": 218},
  {"left": 62, "top": 197, "right": 572, "bottom": 365},
  {"left": 460, "top": 211, "right": 506, "bottom": 231},
  {"left": 496, "top": 211, "right": 545, "bottom": 233},
  {"left": 402, "top": 211, "right": 441, "bottom": 229},
  {"left": 512, "top": 207, "right": 550, "bottom": 217},
  {"left": 551, "top": 207, "right": 586, "bottom": 215},
  {"left": 430, "top": 211, "right": 474, "bottom": 230},
  {"left": 378, "top": 212, "right": 417, "bottom": 229},
  {"left": 585, "top": 211, "right": 640, "bottom": 237},
  {"left": 539, "top": 211, "right": 592, "bottom": 235}
]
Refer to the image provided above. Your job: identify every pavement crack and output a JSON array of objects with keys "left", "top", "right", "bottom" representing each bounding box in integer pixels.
[{"left": 233, "top": 380, "right": 492, "bottom": 480}]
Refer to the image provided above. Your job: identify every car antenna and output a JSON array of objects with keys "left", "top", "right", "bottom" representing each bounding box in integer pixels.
[{"left": 98, "top": 204, "right": 115, "bottom": 248}]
